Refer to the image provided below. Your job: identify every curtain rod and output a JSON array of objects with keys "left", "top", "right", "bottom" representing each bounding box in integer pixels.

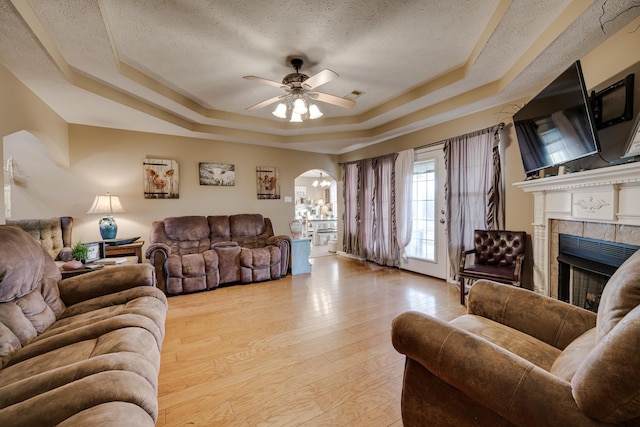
[{"left": 413, "top": 122, "right": 505, "bottom": 152}]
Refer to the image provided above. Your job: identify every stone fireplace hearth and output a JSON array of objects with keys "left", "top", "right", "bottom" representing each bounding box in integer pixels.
[{"left": 514, "top": 162, "right": 640, "bottom": 297}]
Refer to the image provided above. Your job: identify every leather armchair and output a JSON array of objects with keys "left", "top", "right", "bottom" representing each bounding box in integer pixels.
[
  {"left": 392, "top": 249, "right": 640, "bottom": 426},
  {"left": 459, "top": 229, "right": 525, "bottom": 304}
]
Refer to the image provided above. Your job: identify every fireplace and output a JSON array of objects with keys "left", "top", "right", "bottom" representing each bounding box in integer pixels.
[
  {"left": 514, "top": 162, "right": 640, "bottom": 297},
  {"left": 557, "top": 233, "right": 640, "bottom": 312}
]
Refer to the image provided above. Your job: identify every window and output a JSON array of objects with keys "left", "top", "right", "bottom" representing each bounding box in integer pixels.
[{"left": 407, "top": 160, "right": 435, "bottom": 260}]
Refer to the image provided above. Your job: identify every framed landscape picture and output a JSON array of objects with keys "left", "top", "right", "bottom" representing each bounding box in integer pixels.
[{"left": 199, "top": 162, "right": 235, "bottom": 186}]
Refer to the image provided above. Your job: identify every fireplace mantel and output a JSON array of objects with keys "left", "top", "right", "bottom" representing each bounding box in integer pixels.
[{"left": 513, "top": 162, "right": 640, "bottom": 296}]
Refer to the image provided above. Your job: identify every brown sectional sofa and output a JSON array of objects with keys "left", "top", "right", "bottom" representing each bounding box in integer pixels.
[
  {"left": 0, "top": 225, "right": 167, "bottom": 426},
  {"left": 146, "top": 214, "right": 291, "bottom": 295}
]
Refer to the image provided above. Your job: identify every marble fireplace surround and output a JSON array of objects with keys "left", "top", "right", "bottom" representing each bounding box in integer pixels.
[{"left": 514, "top": 162, "right": 640, "bottom": 297}]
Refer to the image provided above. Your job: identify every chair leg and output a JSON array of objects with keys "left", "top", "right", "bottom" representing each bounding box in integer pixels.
[{"left": 460, "top": 278, "right": 466, "bottom": 305}]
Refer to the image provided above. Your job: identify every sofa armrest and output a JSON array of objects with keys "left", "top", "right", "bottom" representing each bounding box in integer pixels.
[
  {"left": 266, "top": 234, "right": 290, "bottom": 247},
  {"left": 145, "top": 243, "right": 171, "bottom": 293},
  {"left": 391, "top": 311, "right": 603, "bottom": 426},
  {"left": 266, "top": 235, "right": 291, "bottom": 277},
  {"left": 145, "top": 242, "right": 171, "bottom": 260},
  {"left": 58, "top": 264, "right": 156, "bottom": 306},
  {"left": 467, "top": 280, "right": 596, "bottom": 350}
]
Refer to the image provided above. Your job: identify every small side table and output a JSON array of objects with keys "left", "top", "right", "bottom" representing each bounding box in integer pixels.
[
  {"left": 291, "top": 238, "right": 312, "bottom": 275},
  {"left": 105, "top": 240, "right": 144, "bottom": 263}
]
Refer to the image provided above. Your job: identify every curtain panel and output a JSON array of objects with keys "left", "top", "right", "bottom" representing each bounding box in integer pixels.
[
  {"left": 341, "top": 153, "right": 400, "bottom": 267},
  {"left": 445, "top": 124, "right": 504, "bottom": 280}
]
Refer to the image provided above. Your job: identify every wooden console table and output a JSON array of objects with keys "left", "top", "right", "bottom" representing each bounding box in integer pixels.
[{"left": 105, "top": 240, "right": 144, "bottom": 262}]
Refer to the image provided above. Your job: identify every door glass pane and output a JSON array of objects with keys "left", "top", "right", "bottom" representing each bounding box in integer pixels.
[{"left": 407, "top": 160, "right": 436, "bottom": 261}]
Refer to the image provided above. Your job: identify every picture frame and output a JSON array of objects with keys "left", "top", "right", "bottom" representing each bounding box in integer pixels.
[
  {"left": 256, "top": 166, "right": 280, "bottom": 199},
  {"left": 199, "top": 162, "right": 235, "bottom": 186},
  {"left": 85, "top": 241, "right": 105, "bottom": 263},
  {"left": 143, "top": 158, "right": 179, "bottom": 199},
  {"left": 623, "top": 113, "right": 640, "bottom": 158}
]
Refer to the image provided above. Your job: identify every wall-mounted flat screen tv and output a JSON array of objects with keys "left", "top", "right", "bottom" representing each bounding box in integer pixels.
[{"left": 513, "top": 60, "right": 601, "bottom": 176}]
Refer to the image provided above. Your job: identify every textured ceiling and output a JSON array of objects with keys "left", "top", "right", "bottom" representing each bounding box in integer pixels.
[{"left": 1, "top": 0, "right": 639, "bottom": 154}]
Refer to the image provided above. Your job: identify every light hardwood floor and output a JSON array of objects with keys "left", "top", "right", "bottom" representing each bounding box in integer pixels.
[{"left": 156, "top": 254, "right": 466, "bottom": 426}]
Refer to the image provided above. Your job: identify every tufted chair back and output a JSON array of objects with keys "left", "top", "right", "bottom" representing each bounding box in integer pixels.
[
  {"left": 473, "top": 229, "right": 525, "bottom": 267},
  {"left": 6, "top": 217, "right": 73, "bottom": 261}
]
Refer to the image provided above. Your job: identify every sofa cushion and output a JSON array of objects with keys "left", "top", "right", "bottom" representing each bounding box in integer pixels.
[
  {"left": 163, "top": 216, "right": 210, "bottom": 241},
  {"left": 596, "top": 249, "right": 640, "bottom": 342},
  {"left": 208, "top": 215, "right": 232, "bottom": 243},
  {"left": 165, "top": 251, "right": 219, "bottom": 294},
  {"left": 549, "top": 328, "right": 596, "bottom": 381},
  {"left": 450, "top": 314, "right": 561, "bottom": 371},
  {"left": 0, "top": 227, "right": 49, "bottom": 303},
  {"left": 0, "top": 323, "right": 21, "bottom": 369},
  {"left": 572, "top": 305, "right": 640, "bottom": 423}
]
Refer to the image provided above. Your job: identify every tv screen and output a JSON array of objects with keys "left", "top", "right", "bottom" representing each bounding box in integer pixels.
[{"left": 514, "top": 60, "right": 600, "bottom": 176}]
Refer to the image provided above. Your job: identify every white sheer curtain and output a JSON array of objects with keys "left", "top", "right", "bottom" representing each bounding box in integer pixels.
[
  {"left": 445, "top": 125, "right": 503, "bottom": 280},
  {"left": 395, "top": 149, "right": 414, "bottom": 262}
]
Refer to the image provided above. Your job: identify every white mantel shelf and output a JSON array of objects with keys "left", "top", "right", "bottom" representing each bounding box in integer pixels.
[
  {"left": 514, "top": 161, "right": 640, "bottom": 193},
  {"left": 513, "top": 161, "right": 640, "bottom": 296}
]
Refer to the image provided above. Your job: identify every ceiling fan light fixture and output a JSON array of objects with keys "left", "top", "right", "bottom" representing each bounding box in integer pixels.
[
  {"left": 293, "top": 98, "right": 308, "bottom": 115},
  {"left": 290, "top": 112, "right": 303, "bottom": 122},
  {"left": 272, "top": 102, "right": 287, "bottom": 118},
  {"left": 308, "top": 104, "right": 323, "bottom": 119}
]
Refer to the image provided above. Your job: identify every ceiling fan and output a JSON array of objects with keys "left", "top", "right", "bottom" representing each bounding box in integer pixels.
[{"left": 243, "top": 58, "right": 355, "bottom": 121}]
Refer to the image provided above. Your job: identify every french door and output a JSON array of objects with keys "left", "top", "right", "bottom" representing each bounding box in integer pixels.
[{"left": 401, "top": 145, "right": 448, "bottom": 279}]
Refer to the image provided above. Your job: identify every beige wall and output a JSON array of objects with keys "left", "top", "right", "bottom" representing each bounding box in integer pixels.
[{"left": 0, "top": 64, "right": 69, "bottom": 223}]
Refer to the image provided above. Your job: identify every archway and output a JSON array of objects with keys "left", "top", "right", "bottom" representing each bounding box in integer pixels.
[{"left": 294, "top": 169, "right": 338, "bottom": 257}]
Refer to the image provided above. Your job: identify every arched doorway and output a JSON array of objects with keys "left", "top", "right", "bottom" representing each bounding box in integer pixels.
[{"left": 294, "top": 169, "right": 337, "bottom": 257}]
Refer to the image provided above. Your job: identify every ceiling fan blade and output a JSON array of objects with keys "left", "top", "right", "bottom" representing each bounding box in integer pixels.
[
  {"left": 245, "top": 94, "right": 286, "bottom": 112},
  {"left": 243, "top": 75, "right": 286, "bottom": 89},
  {"left": 308, "top": 92, "right": 356, "bottom": 109},
  {"left": 302, "top": 69, "right": 338, "bottom": 90}
]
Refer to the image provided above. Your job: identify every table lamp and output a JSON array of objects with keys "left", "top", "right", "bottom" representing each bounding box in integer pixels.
[{"left": 87, "top": 193, "right": 124, "bottom": 240}]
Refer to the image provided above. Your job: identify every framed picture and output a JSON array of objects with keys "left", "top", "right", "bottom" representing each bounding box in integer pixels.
[
  {"left": 143, "top": 158, "right": 179, "bottom": 199},
  {"left": 199, "top": 162, "right": 235, "bottom": 186},
  {"left": 256, "top": 166, "right": 280, "bottom": 199},
  {"left": 623, "top": 113, "right": 640, "bottom": 158},
  {"left": 85, "top": 241, "right": 105, "bottom": 263}
]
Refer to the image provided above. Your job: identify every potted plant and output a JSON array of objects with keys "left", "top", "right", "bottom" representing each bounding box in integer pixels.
[{"left": 71, "top": 242, "right": 89, "bottom": 263}]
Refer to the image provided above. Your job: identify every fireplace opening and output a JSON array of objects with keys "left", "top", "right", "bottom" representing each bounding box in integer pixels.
[{"left": 557, "top": 234, "right": 639, "bottom": 312}]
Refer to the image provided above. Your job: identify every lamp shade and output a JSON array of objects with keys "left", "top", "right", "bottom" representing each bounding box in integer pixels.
[
  {"left": 87, "top": 193, "right": 124, "bottom": 214},
  {"left": 87, "top": 193, "right": 124, "bottom": 240}
]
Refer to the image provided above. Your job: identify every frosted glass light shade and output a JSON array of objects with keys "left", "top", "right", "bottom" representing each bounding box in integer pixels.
[
  {"left": 290, "top": 112, "right": 303, "bottom": 122},
  {"left": 293, "top": 98, "right": 307, "bottom": 115},
  {"left": 272, "top": 103, "right": 287, "bottom": 118},
  {"left": 308, "top": 104, "right": 323, "bottom": 119}
]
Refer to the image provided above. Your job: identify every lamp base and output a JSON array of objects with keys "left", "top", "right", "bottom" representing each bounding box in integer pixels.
[{"left": 99, "top": 216, "right": 118, "bottom": 240}]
